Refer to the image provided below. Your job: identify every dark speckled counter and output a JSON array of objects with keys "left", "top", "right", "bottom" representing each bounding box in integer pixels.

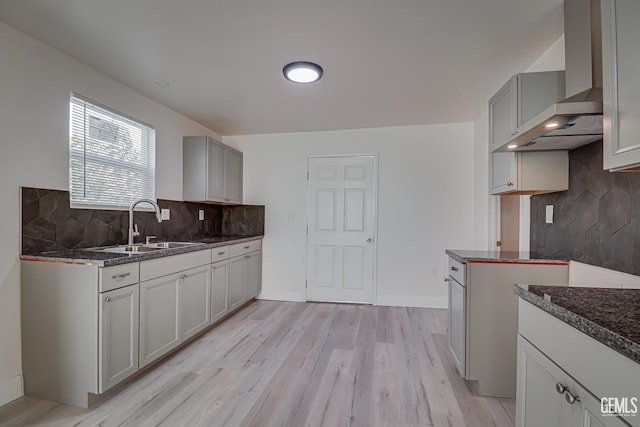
[
  {"left": 446, "top": 249, "right": 568, "bottom": 265},
  {"left": 20, "top": 235, "right": 263, "bottom": 267},
  {"left": 513, "top": 284, "right": 640, "bottom": 365}
]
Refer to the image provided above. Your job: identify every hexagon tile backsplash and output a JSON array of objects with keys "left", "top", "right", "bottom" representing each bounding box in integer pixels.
[
  {"left": 530, "top": 140, "right": 640, "bottom": 276},
  {"left": 21, "top": 187, "right": 264, "bottom": 255}
]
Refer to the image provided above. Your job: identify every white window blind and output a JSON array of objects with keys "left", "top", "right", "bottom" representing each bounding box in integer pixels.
[{"left": 69, "top": 94, "right": 156, "bottom": 210}]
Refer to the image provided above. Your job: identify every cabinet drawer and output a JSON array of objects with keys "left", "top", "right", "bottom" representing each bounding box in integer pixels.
[
  {"left": 230, "top": 239, "right": 262, "bottom": 258},
  {"left": 211, "top": 245, "right": 231, "bottom": 263},
  {"left": 100, "top": 263, "right": 140, "bottom": 292},
  {"left": 140, "top": 249, "right": 211, "bottom": 282},
  {"left": 448, "top": 258, "right": 465, "bottom": 285}
]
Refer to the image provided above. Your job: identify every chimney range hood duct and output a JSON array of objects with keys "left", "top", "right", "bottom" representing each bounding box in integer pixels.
[{"left": 496, "top": 0, "right": 603, "bottom": 152}]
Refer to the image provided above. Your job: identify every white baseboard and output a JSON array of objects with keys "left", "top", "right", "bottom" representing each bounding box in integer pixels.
[
  {"left": 0, "top": 375, "right": 23, "bottom": 408},
  {"left": 257, "top": 290, "right": 306, "bottom": 302},
  {"left": 375, "top": 295, "right": 447, "bottom": 309}
]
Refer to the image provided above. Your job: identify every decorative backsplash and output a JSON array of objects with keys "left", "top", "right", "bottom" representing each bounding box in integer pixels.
[
  {"left": 21, "top": 187, "right": 264, "bottom": 254},
  {"left": 530, "top": 140, "right": 640, "bottom": 275}
]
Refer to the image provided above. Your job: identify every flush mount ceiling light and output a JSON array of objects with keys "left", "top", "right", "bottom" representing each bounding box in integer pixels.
[{"left": 283, "top": 61, "right": 323, "bottom": 83}]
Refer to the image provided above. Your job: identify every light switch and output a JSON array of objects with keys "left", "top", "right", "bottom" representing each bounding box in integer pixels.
[
  {"left": 545, "top": 205, "right": 554, "bottom": 224},
  {"left": 199, "top": 210, "right": 205, "bottom": 221},
  {"left": 161, "top": 209, "right": 171, "bottom": 220}
]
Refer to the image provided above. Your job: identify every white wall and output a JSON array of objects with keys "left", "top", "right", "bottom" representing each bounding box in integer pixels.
[
  {"left": 0, "top": 22, "right": 220, "bottom": 405},
  {"left": 225, "top": 123, "right": 475, "bottom": 307}
]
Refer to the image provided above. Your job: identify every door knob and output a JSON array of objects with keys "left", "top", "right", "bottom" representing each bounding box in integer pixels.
[{"left": 366, "top": 237, "right": 373, "bottom": 243}]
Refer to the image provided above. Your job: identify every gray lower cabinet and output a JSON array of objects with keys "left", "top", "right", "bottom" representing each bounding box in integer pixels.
[
  {"left": 211, "top": 259, "right": 230, "bottom": 323},
  {"left": 139, "top": 273, "right": 181, "bottom": 368},
  {"left": 99, "top": 283, "right": 139, "bottom": 393},
  {"left": 245, "top": 251, "right": 262, "bottom": 300},
  {"left": 181, "top": 264, "right": 212, "bottom": 340},
  {"left": 517, "top": 334, "right": 628, "bottom": 427},
  {"left": 228, "top": 255, "right": 247, "bottom": 311},
  {"left": 139, "top": 261, "right": 212, "bottom": 368},
  {"left": 602, "top": 0, "right": 640, "bottom": 171},
  {"left": 517, "top": 300, "right": 636, "bottom": 427},
  {"left": 228, "top": 242, "right": 263, "bottom": 312},
  {"left": 20, "top": 239, "right": 262, "bottom": 408}
]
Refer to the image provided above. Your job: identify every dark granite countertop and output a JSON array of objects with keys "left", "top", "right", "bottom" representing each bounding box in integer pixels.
[
  {"left": 446, "top": 249, "right": 568, "bottom": 265},
  {"left": 20, "top": 235, "right": 263, "bottom": 267},
  {"left": 513, "top": 284, "right": 640, "bottom": 365}
]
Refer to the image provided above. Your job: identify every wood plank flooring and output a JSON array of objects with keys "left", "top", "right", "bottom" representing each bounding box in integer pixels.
[{"left": 0, "top": 301, "right": 515, "bottom": 427}]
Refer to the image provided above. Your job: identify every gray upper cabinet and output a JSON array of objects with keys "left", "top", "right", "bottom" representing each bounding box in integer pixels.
[
  {"left": 489, "top": 71, "right": 569, "bottom": 195},
  {"left": 489, "top": 151, "right": 569, "bottom": 195},
  {"left": 602, "top": 0, "right": 640, "bottom": 171},
  {"left": 489, "top": 72, "right": 565, "bottom": 152},
  {"left": 183, "top": 136, "right": 243, "bottom": 203}
]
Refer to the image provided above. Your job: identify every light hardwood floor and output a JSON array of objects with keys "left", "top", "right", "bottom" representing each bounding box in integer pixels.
[{"left": 0, "top": 301, "right": 515, "bottom": 427}]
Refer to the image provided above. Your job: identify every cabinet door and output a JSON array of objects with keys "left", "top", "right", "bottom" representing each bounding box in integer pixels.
[
  {"left": 180, "top": 265, "right": 211, "bottom": 341},
  {"left": 447, "top": 278, "right": 466, "bottom": 378},
  {"left": 489, "top": 76, "right": 518, "bottom": 151},
  {"left": 579, "top": 392, "right": 630, "bottom": 427},
  {"left": 207, "top": 139, "right": 225, "bottom": 200},
  {"left": 99, "top": 284, "right": 139, "bottom": 393},
  {"left": 489, "top": 152, "right": 517, "bottom": 194},
  {"left": 224, "top": 148, "right": 243, "bottom": 203},
  {"left": 602, "top": 0, "right": 640, "bottom": 170},
  {"left": 244, "top": 251, "right": 262, "bottom": 300},
  {"left": 516, "top": 335, "right": 570, "bottom": 427},
  {"left": 228, "top": 256, "right": 246, "bottom": 311},
  {"left": 139, "top": 275, "right": 181, "bottom": 368},
  {"left": 211, "top": 259, "right": 230, "bottom": 324}
]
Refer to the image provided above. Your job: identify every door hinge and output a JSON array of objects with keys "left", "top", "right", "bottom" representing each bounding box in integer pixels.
[
  {"left": 305, "top": 280, "right": 308, "bottom": 288},
  {"left": 306, "top": 226, "right": 308, "bottom": 234},
  {"left": 496, "top": 240, "right": 502, "bottom": 247},
  {"left": 307, "top": 171, "right": 309, "bottom": 179}
]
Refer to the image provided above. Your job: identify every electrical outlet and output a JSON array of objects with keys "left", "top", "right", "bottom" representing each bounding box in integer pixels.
[
  {"left": 545, "top": 205, "right": 554, "bottom": 224},
  {"left": 161, "top": 209, "right": 170, "bottom": 220},
  {"left": 199, "top": 210, "right": 204, "bottom": 221}
]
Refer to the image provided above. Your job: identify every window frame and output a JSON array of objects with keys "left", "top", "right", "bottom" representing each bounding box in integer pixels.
[{"left": 69, "top": 93, "right": 157, "bottom": 210}]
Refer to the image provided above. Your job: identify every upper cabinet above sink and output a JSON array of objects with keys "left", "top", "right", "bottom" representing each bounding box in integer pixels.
[{"left": 183, "top": 136, "right": 243, "bottom": 204}]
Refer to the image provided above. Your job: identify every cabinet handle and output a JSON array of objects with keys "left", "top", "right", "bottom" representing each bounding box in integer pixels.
[
  {"left": 451, "top": 266, "right": 459, "bottom": 272},
  {"left": 104, "top": 296, "right": 111, "bottom": 303},
  {"left": 555, "top": 383, "right": 567, "bottom": 394},
  {"left": 112, "top": 272, "right": 131, "bottom": 280},
  {"left": 507, "top": 181, "right": 514, "bottom": 187},
  {"left": 217, "top": 251, "right": 226, "bottom": 255},
  {"left": 244, "top": 245, "right": 251, "bottom": 249},
  {"left": 245, "top": 255, "right": 251, "bottom": 259},
  {"left": 444, "top": 277, "right": 450, "bottom": 283},
  {"left": 564, "top": 390, "right": 580, "bottom": 405}
]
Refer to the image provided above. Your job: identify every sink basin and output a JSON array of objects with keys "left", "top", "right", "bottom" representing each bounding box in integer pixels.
[
  {"left": 88, "top": 241, "right": 203, "bottom": 254},
  {"left": 143, "top": 241, "right": 201, "bottom": 249},
  {"left": 90, "top": 245, "right": 162, "bottom": 254}
]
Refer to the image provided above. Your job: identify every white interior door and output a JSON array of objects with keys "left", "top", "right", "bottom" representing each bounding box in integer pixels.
[{"left": 306, "top": 155, "right": 376, "bottom": 304}]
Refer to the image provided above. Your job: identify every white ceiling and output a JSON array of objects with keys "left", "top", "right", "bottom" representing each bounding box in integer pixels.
[{"left": 0, "top": 0, "right": 564, "bottom": 135}]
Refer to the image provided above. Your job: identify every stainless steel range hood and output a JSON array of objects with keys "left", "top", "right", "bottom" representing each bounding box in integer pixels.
[{"left": 496, "top": 0, "right": 603, "bottom": 152}]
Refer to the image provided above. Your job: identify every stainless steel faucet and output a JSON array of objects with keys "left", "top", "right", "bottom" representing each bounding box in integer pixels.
[{"left": 128, "top": 198, "right": 162, "bottom": 245}]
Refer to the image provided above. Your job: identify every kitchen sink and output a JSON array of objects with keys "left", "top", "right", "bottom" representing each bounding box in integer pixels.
[
  {"left": 142, "top": 241, "right": 201, "bottom": 249},
  {"left": 88, "top": 241, "right": 204, "bottom": 254}
]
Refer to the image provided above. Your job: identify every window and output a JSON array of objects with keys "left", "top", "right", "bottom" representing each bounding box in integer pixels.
[{"left": 69, "top": 94, "right": 156, "bottom": 210}]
